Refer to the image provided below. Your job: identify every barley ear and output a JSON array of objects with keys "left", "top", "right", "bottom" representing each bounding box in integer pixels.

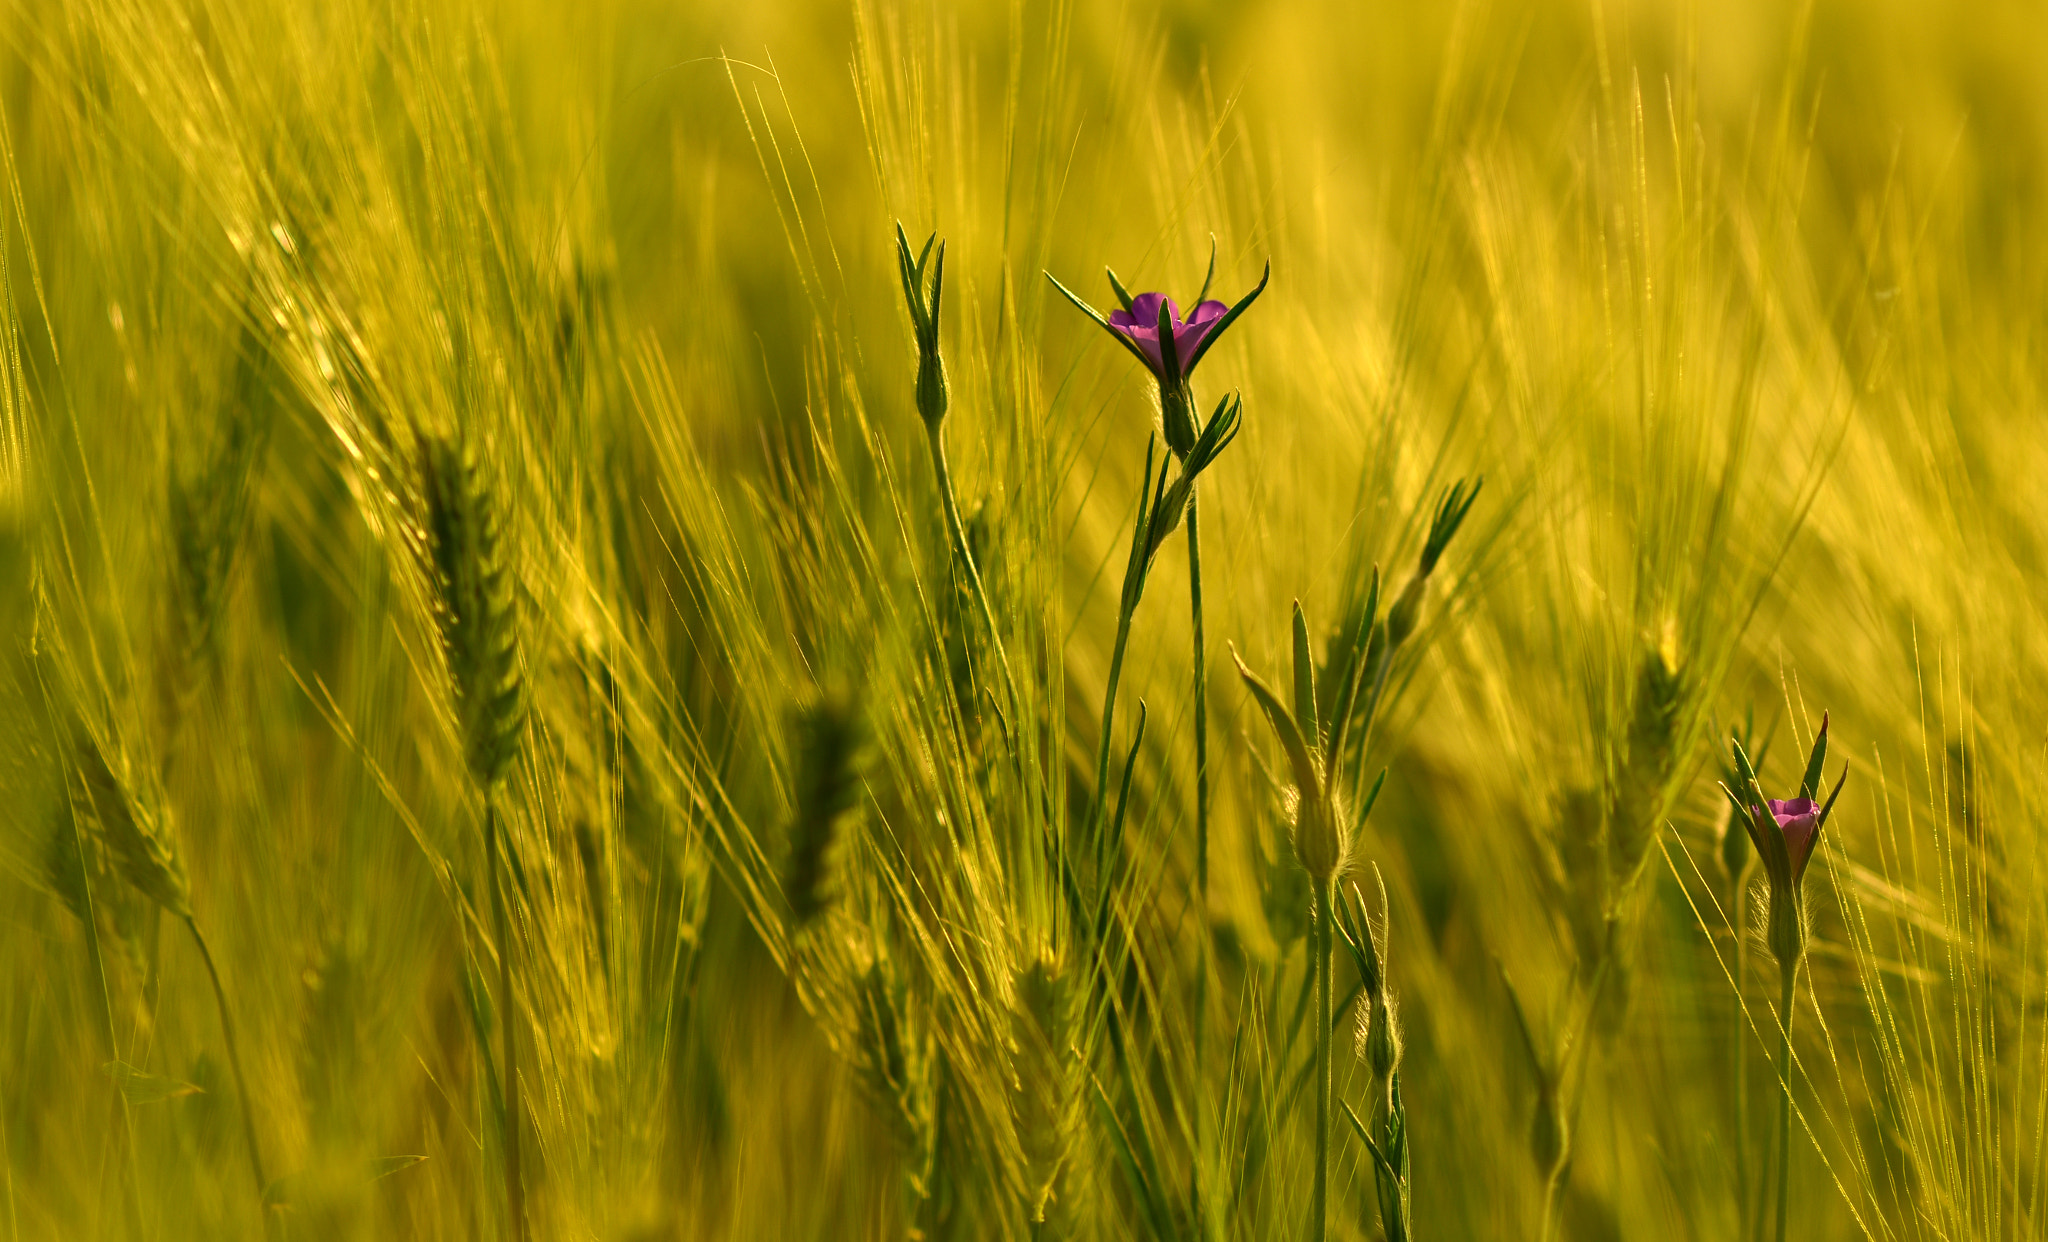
[
  {"left": 420, "top": 430, "right": 526, "bottom": 789},
  {"left": 70, "top": 724, "right": 191, "bottom": 919},
  {"left": 781, "top": 690, "right": 866, "bottom": 927}
]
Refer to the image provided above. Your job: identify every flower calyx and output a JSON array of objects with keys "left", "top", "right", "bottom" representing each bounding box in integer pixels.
[
  {"left": 895, "top": 223, "right": 948, "bottom": 429},
  {"left": 1718, "top": 712, "right": 1849, "bottom": 968}
]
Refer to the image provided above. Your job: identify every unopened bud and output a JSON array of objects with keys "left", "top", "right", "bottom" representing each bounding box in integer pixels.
[
  {"left": 1366, "top": 990, "right": 1403, "bottom": 1081},
  {"left": 915, "top": 350, "right": 948, "bottom": 428},
  {"left": 1293, "top": 788, "right": 1348, "bottom": 884},
  {"left": 1530, "top": 1083, "right": 1568, "bottom": 1179},
  {"left": 1384, "top": 573, "right": 1427, "bottom": 650},
  {"left": 1718, "top": 798, "right": 1752, "bottom": 882}
]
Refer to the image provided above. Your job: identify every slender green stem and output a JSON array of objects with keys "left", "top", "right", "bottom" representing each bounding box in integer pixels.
[
  {"left": 1774, "top": 958, "right": 1797, "bottom": 1242},
  {"left": 1313, "top": 877, "right": 1334, "bottom": 1242},
  {"left": 1089, "top": 607, "right": 1137, "bottom": 882},
  {"left": 1539, "top": 1167, "right": 1562, "bottom": 1242},
  {"left": 1734, "top": 882, "right": 1750, "bottom": 1237},
  {"left": 1187, "top": 485, "right": 1210, "bottom": 1236},
  {"left": 185, "top": 917, "right": 268, "bottom": 1201},
  {"left": 485, "top": 798, "right": 529, "bottom": 1242},
  {"left": 926, "top": 422, "right": 1016, "bottom": 704},
  {"left": 69, "top": 807, "right": 144, "bottom": 1238}
]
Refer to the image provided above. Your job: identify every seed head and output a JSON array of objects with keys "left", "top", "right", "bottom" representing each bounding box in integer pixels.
[
  {"left": 420, "top": 430, "right": 526, "bottom": 790},
  {"left": 781, "top": 690, "right": 865, "bottom": 927},
  {"left": 70, "top": 724, "right": 191, "bottom": 919}
]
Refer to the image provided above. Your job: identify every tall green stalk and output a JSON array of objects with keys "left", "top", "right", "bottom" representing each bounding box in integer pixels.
[
  {"left": 1734, "top": 881, "right": 1750, "bottom": 1234},
  {"left": 1089, "top": 605, "right": 1138, "bottom": 879},
  {"left": 1312, "top": 877, "right": 1334, "bottom": 1242},
  {"left": 1773, "top": 960, "right": 1796, "bottom": 1242},
  {"left": 186, "top": 919, "right": 268, "bottom": 1202},
  {"left": 1187, "top": 486, "right": 1210, "bottom": 1232},
  {"left": 485, "top": 798, "right": 528, "bottom": 1242}
]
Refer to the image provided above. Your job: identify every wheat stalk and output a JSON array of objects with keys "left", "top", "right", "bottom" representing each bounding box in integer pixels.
[{"left": 419, "top": 426, "right": 530, "bottom": 1241}]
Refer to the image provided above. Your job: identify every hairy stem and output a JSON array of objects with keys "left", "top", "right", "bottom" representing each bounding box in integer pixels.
[
  {"left": 186, "top": 917, "right": 267, "bottom": 1202},
  {"left": 486, "top": 799, "right": 529, "bottom": 1242},
  {"left": 1774, "top": 958, "right": 1797, "bottom": 1242},
  {"left": 1313, "top": 877, "right": 1334, "bottom": 1242},
  {"left": 1187, "top": 485, "right": 1210, "bottom": 1233}
]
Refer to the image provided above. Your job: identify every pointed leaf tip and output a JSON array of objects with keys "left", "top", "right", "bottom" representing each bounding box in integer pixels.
[
  {"left": 1234, "top": 648, "right": 1320, "bottom": 805},
  {"left": 1291, "top": 601, "right": 1319, "bottom": 748}
]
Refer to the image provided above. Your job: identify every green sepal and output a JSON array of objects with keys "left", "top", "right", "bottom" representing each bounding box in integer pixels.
[
  {"left": 1181, "top": 260, "right": 1271, "bottom": 374},
  {"left": 1232, "top": 647, "right": 1321, "bottom": 805},
  {"left": 1046, "top": 272, "right": 1157, "bottom": 373},
  {"left": 1105, "top": 265, "right": 1136, "bottom": 314},
  {"left": 1291, "top": 601, "right": 1320, "bottom": 750},
  {"left": 1798, "top": 711, "right": 1830, "bottom": 801},
  {"left": 1196, "top": 235, "right": 1218, "bottom": 304}
]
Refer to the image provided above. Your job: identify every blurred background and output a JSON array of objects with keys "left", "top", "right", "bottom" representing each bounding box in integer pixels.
[{"left": 0, "top": 0, "right": 2044, "bottom": 1237}]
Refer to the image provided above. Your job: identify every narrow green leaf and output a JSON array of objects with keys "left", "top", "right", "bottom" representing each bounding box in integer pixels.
[
  {"left": 1047, "top": 272, "right": 1156, "bottom": 372},
  {"left": 1232, "top": 648, "right": 1321, "bottom": 805},
  {"left": 1292, "top": 601, "right": 1320, "bottom": 750},
  {"left": 1105, "top": 265, "right": 1136, "bottom": 314},
  {"left": 1798, "top": 711, "right": 1830, "bottom": 801},
  {"left": 1155, "top": 292, "right": 1182, "bottom": 385},
  {"left": 1181, "top": 260, "right": 1271, "bottom": 374}
]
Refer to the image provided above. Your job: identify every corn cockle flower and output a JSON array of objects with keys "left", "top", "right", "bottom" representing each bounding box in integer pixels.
[
  {"left": 1108, "top": 293, "right": 1228, "bottom": 379},
  {"left": 1047, "top": 249, "right": 1269, "bottom": 457},
  {"left": 1721, "top": 713, "right": 1848, "bottom": 969},
  {"left": 1726, "top": 713, "right": 1846, "bottom": 1242}
]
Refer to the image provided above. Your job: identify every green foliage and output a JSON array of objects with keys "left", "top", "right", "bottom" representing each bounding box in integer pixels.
[{"left": 0, "top": 1, "right": 2041, "bottom": 1240}]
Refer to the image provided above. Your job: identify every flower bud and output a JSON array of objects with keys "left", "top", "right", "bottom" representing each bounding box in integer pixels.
[
  {"left": 1717, "top": 796, "right": 1752, "bottom": 882},
  {"left": 1365, "top": 990, "right": 1403, "bottom": 1081},
  {"left": 915, "top": 349, "right": 948, "bottom": 428},
  {"left": 1293, "top": 786, "right": 1348, "bottom": 885},
  {"left": 1530, "top": 1082, "right": 1568, "bottom": 1180},
  {"left": 1384, "top": 573, "right": 1427, "bottom": 650},
  {"left": 1721, "top": 723, "right": 1848, "bottom": 972}
]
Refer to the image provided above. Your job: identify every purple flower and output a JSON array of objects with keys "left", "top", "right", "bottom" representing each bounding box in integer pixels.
[
  {"left": 1760, "top": 798, "right": 1823, "bottom": 886},
  {"left": 1721, "top": 714, "right": 1849, "bottom": 968},
  {"left": 1046, "top": 258, "right": 1270, "bottom": 455},
  {"left": 1107, "top": 294, "right": 1230, "bottom": 380}
]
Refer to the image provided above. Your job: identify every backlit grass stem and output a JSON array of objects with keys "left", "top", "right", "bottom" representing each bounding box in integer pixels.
[
  {"left": 1312, "top": 874, "right": 1334, "bottom": 1242},
  {"left": 185, "top": 917, "right": 269, "bottom": 1203},
  {"left": 1773, "top": 959, "right": 1796, "bottom": 1242},
  {"left": 485, "top": 798, "right": 527, "bottom": 1242},
  {"left": 1187, "top": 486, "right": 1211, "bottom": 1230}
]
